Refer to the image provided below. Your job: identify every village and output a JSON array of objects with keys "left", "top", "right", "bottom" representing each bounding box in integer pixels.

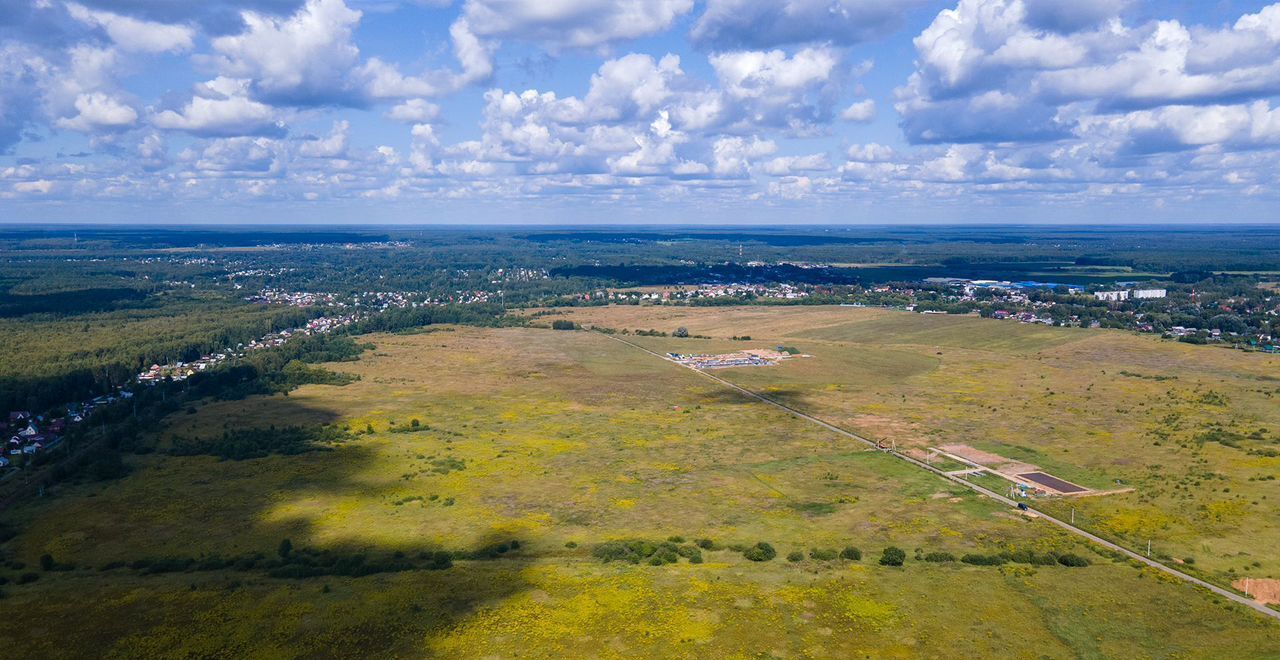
[{"left": 2, "top": 285, "right": 504, "bottom": 471}]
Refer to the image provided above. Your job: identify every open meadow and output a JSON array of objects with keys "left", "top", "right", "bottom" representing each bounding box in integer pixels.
[
  {"left": 553, "top": 305, "right": 1280, "bottom": 595},
  {"left": 1, "top": 322, "right": 1278, "bottom": 656}
]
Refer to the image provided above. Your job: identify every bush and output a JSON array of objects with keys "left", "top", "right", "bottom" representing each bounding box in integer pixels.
[
  {"left": 592, "top": 539, "right": 686, "bottom": 565},
  {"left": 840, "top": 546, "right": 862, "bottom": 561},
  {"left": 923, "top": 552, "right": 956, "bottom": 563},
  {"left": 278, "top": 539, "right": 293, "bottom": 559},
  {"left": 809, "top": 548, "right": 838, "bottom": 561},
  {"left": 1057, "top": 554, "right": 1090, "bottom": 567},
  {"left": 1002, "top": 549, "right": 1059, "bottom": 566},
  {"left": 40, "top": 554, "right": 54, "bottom": 571},
  {"left": 696, "top": 538, "right": 719, "bottom": 550},
  {"left": 551, "top": 320, "right": 576, "bottom": 330},
  {"left": 879, "top": 547, "right": 906, "bottom": 566},
  {"left": 787, "top": 551, "right": 804, "bottom": 562},
  {"left": 961, "top": 554, "right": 1006, "bottom": 566},
  {"left": 742, "top": 542, "right": 776, "bottom": 562},
  {"left": 676, "top": 545, "right": 702, "bottom": 563},
  {"left": 16, "top": 572, "right": 39, "bottom": 584}
]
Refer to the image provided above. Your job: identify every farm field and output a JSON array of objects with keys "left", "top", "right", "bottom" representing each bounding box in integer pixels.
[
  {"left": 552, "top": 305, "right": 1280, "bottom": 593},
  {"left": 1, "top": 324, "right": 1277, "bottom": 656}
]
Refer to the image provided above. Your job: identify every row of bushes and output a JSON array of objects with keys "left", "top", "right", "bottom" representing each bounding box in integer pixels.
[
  {"left": 590, "top": 538, "right": 1091, "bottom": 570},
  {"left": 168, "top": 424, "right": 353, "bottom": 461},
  {"left": 788, "top": 547, "right": 862, "bottom": 562},
  {"left": 593, "top": 539, "right": 704, "bottom": 565},
  {"left": 917, "top": 549, "right": 1089, "bottom": 567},
  {"left": 89, "top": 539, "right": 525, "bottom": 580}
]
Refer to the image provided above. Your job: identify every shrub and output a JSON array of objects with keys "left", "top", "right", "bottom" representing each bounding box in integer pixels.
[
  {"left": 551, "top": 320, "right": 576, "bottom": 330},
  {"left": 39, "top": 554, "right": 54, "bottom": 572},
  {"left": 743, "top": 542, "right": 777, "bottom": 562},
  {"left": 1058, "top": 554, "right": 1090, "bottom": 567},
  {"left": 924, "top": 552, "right": 956, "bottom": 563},
  {"left": 961, "top": 554, "right": 1006, "bottom": 566},
  {"left": 278, "top": 539, "right": 293, "bottom": 559},
  {"left": 787, "top": 551, "right": 804, "bottom": 562},
  {"left": 676, "top": 545, "right": 702, "bottom": 562},
  {"left": 16, "top": 572, "right": 40, "bottom": 584},
  {"left": 1003, "top": 549, "right": 1059, "bottom": 566},
  {"left": 696, "top": 538, "right": 719, "bottom": 550},
  {"left": 840, "top": 546, "right": 862, "bottom": 561},
  {"left": 592, "top": 539, "right": 686, "bottom": 565},
  {"left": 809, "top": 548, "right": 838, "bottom": 561},
  {"left": 879, "top": 547, "right": 906, "bottom": 566}
]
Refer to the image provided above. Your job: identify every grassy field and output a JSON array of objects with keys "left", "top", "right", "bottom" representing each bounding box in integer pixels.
[
  {"left": 553, "top": 305, "right": 1280, "bottom": 591},
  {"left": 1, "top": 323, "right": 1278, "bottom": 656}
]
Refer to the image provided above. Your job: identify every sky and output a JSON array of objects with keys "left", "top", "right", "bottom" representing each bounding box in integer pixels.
[{"left": 2, "top": 0, "right": 1280, "bottom": 224}]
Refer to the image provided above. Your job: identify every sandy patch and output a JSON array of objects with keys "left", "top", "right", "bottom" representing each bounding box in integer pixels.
[{"left": 1234, "top": 578, "right": 1280, "bottom": 605}]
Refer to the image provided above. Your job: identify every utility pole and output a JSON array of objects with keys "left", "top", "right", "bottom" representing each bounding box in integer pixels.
[
  {"left": 1071, "top": 508, "right": 1075, "bottom": 524},
  {"left": 1147, "top": 539, "right": 1152, "bottom": 557}
]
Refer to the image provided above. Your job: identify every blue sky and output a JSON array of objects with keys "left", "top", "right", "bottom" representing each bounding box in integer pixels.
[{"left": 2, "top": 0, "right": 1280, "bottom": 224}]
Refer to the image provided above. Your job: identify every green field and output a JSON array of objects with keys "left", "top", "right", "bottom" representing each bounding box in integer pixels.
[
  {"left": 558, "top": 305, "right": 1280, "bottom": 589},
  {"left": 1, "top": 322, "right": 1278, "bottom": 656}
]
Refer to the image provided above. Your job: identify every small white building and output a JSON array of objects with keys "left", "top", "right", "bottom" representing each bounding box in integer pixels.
[{"left": 1094, "top": 290, "right": 1130, "bottom": 302}]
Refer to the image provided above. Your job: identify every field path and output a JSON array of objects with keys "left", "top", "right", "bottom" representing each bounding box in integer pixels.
[{"left": 603, "top": 333, "right": 1280, "bottom": 623}]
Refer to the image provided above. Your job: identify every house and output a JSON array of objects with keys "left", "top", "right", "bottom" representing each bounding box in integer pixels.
[
  {"left": 1093, "top": 290, "right": 1129, "bottom": 302},
  {"left": 1132, "top": 289, "right": 1167, "bottom": 299},
  {"left": 18, "top": 423, "right": 38, "bottom": 437},
  {"left": 8, "top": 411, "right": 30, "bottom": 423}
]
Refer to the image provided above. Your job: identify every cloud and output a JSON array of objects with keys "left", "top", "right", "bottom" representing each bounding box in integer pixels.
[
  {"left": 386, "top": 99, "right": 441, "bottom": 123},
  {"left": 153, "top": 77, "right": 285, "bottom": 137},
  {"left": 692, "top": 0, "right": 925, "bottom": 50},
  {"left": 897, "top": 0, "right": 1280, "bottom": 144},
  {"left": 205, "top": 0, "right": 493, "bottom": 107},
  {"left": 208, "top": 0, "right": 365, "bottom": 105},
  {"left": 711, "top": 135, "right": 776, "bottom": 176},
  {"left": 54, "top": 92, "right": 137, "bottom": 132},
  {"left": 66, "top": 3, "right": 195, "bottom": 53},
  {"left": 0, "top": 44, "right": 49, "bottom": 152},
  {"left": 761, "top": 152, "right": 830, "bottom": 175},
  {"left": 462, "top": 0, "right": 693, "bottom": 49},
  {"left": 846, "top": 143, "right": 894, "bottom": 161},
  {"left": 189, "top": 136, "right": 286, "bottom": 175},
  {"left": 299, "top": 120, "right": 349, "bottom": 157},
  {"left": 709, "top": 46, "right": 842, "bottom": 133},
  {"left": 607, "top": 111, "right": 696, "bottom": 175},
  {"left": 840, "top": 99, "right": 875, "bottom": 122},
  {"left": 13, "top": 180, "right": 54, "bottom": 194},
  {"left": 583, "top": 53, "right": 684, "bottom": 122},
  {"left": 55, "top": 1, "right": 310, "bottom": 36}
]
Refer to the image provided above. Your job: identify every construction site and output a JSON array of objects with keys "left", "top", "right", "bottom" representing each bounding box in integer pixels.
[
  {"left": 914, "top": 444, "right": 1130, "bottom": 498},
  {"left": 667, "top": 348, "right": 798, "bottom": 369}
]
